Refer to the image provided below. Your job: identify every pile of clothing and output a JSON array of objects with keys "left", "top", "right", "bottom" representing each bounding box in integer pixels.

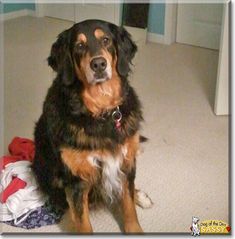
[{"left": 0, "top": 137, "right": 62, "bottom": 229}]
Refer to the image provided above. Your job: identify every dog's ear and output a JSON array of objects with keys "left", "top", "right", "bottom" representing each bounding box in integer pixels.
[
  {"left": 111, "top": 25, "right": 137, "bottom": 77},
  {"left": 47, "top": 28, "right": 74, "bottom": 86}
]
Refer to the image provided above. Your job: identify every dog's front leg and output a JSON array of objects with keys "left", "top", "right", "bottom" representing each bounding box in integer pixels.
[
  {"left": 65, "top": 184, "right": 92, "bottom": 233},
  {"left": 121, "top": 170, "right": 143, "bottom": 233},
  {"left": 60, "top": 147, "right": 99, "bottom": 233},
  {"left": 121, "top": 133, "right": 143, "bottom": 233}
]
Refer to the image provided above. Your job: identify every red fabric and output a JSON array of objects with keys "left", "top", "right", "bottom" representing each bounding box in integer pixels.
[
  {"left": 8, "top": 137, "right": 35, "bottom": 161},
  {"left": 0, "top": 177, "right": 27, "bottom": 203},
  {"left": 1, "top": 155, "right": 24, "bottom": 169},
  {"left": 0, "top": 137, "right": 35, "bottom": 202}
]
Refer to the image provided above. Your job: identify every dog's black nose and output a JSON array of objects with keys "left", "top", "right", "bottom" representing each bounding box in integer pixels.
[{"left": 90, "top": 57, "right": 107, "bottom": 72}]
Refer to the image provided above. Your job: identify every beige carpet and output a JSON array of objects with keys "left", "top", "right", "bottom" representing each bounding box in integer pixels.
[{"left": 2, "top": 16, "right": 229, "bottom": 233}]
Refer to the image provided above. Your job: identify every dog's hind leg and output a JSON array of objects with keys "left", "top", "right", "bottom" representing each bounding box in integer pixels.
[{"left": 134, "top": 189, "right": 153, "bottom": 209}]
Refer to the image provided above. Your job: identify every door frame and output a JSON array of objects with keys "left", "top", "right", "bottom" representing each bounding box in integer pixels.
[
  {"left": 0, "top": 3, "right": 3, "bottom": 155},
  {"left": 164, "top": 3, "right": 177, "bottom": 45},
  {"left": 35, "top": 1, "right": 44, "bottom": 18},
  {"left": 214, "top": 3, "right": 229, "bottom": 115},
  {"left": 165, "top": 2, "right": 229, "bottom": 115}
]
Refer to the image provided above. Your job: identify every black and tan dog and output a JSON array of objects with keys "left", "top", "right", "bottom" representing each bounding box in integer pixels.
[{"left": 32, "top": 19, "right": 152, "bottom": 233}]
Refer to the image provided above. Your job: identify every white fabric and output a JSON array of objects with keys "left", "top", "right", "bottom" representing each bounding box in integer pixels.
[{"left": 0, "top": 161, "right": 46, "bottom": 223}]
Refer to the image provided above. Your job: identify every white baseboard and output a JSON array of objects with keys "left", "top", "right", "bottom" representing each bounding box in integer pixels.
[
  {"left": 1, "top": 9, "right": 36, "bottom": 21},
  {"left": 123, "top": 26, "right": 147, "bottom": 47},
  {"left": 147, "top": 32, "right": 168, "bottom": 45}
]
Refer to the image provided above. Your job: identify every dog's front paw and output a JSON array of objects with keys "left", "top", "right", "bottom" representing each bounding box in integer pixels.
[
  {"left": 124, "top": 222, "right": 143, "bottom": 233},
  {"left": 136, "top": 190, "right": 153, "bottom": 209}
]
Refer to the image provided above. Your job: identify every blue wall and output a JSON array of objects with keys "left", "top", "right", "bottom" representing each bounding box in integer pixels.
[
  {"left": 3, "top": 3, "right": 35, "bottom": 13},
  {"left": 148, "top": 3, "right": 165, "bottom": 35}
]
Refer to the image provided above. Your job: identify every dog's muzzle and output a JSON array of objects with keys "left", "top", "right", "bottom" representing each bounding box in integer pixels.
[
  {"left": 89, "top": 56, "right": 112, "bottom": 84},
  {"left": 90, "top": 57, "right": 107, "bottom": 73}
]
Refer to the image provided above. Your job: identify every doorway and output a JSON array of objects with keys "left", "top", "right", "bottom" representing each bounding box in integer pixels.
[
  {"left": 176, "top": 3, "right": 223, "bottom": 50},
  {"left": 165, "top": 3, "right": 228, "bottom": 115}
]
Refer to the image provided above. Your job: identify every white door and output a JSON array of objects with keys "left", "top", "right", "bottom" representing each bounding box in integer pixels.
[
  {"left": 41, "top": 4, "right": 75, "bottom": 22},
  {"left": 38, "top": 3, "right": 120, "bottom": 25},
  {"left": 176, "top": 4, "right": 223, "bottom": 50},
  {"left": 214, "top": 4, "right": 229, "bottom": 115},
  {"left": 75, "top": 3, "right": 120, "bottom": 25}
]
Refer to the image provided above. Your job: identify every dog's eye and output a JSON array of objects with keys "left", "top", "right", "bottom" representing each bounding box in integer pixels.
[
  {"left": 77, "top": 42, "right": 85, "bottom": 50},
  {"left": 102, "top": 37, "right": 110, "bottom": 46}
]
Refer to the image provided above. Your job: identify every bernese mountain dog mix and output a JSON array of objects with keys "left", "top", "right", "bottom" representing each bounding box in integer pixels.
[{"left": 32, "top": 19, "right": 152, "bottom": 233}]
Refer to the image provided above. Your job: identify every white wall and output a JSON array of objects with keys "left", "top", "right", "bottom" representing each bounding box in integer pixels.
[
  {"left": 214, "top": 4, "right": 229, "bottom": 115},
  {"left": 3, "top": 17, "right": 73, "bottom": 153}
]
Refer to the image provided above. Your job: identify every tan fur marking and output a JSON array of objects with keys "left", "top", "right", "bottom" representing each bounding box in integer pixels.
[
  {"left": 74, "top": 53, "right": 91, "bottom": 86},
  {"left": 122, "top": 179, "right": 143, "bottom": 233},
  {"left": 81, "top": 49, "right": 121, "bottom": 116},
  {"left": 66, "top": 187, "right": 92, "bottom": 233},
  {"left": 94, "top": 28, "right": 105, "bottom": 39},
  {"left": 73, "top": 37, "right": 121, "bottom": 117},
  {"left": 123, "top": 133, "right": 140, "bottom": 171},
  {"left": 77, "top": 33, "right": 87, "bottom": 44},
  {"left": 121, "top": 133, "right": 142, "bottom": 232},
  {"left": 82, "top": 72, "right": 122, "bottom": 116},
  {"left": 60, "top": 148, "right": 99, "bottom": 183},
  {"left": 60, "top": 147, "right": 119, "bottom": 182},
  {"left": 101, "top": 49, "right": 113, "bottom": 67}
]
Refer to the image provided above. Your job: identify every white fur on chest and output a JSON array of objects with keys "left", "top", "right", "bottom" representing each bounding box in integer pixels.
[{"left": 87, "top": 147, "right": 127, "bottom": 202}]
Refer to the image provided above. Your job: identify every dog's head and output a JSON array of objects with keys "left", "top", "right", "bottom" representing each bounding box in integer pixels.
[{"left": 48, "top": 19, "right": 137, "bottom": 86}]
